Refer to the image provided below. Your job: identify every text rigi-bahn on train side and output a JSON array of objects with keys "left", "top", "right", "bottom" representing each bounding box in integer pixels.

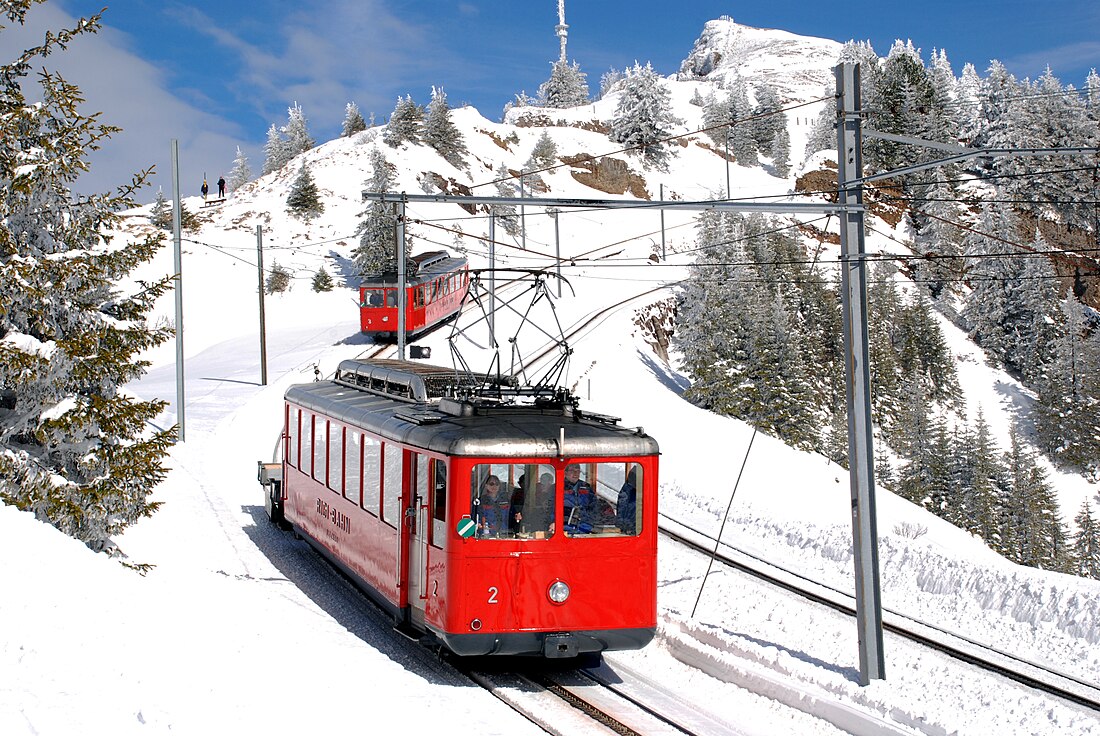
[
  {"left": 358, "top": 250, "right": 468, "bottom": 339},
  {"left": 258, "top": 359, "right": 659, "bottom": 660}
]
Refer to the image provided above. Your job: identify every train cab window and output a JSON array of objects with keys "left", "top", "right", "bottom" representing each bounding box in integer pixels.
[
  {"left": 382, "top": 443, "right": 402, "bottom": 526},
  {"left": 385, "top": 289, "right": 397, "bottom": 307},
  {"left": 363, "top": 289, "right": 384, "bottom": 307},
  {"left": 327, "top": 422, "right": 343, "bottom": 494},
  {"left": 563, "top": 461, "right": 642, "bottom": 538},
  {"left": 470, "top": 463, "right": 555, "bottom": 540},
  {"left": 363, "top": 434, "right": 381, "bottom": 515},
  {"left": 432, "top": 461, "right": 447, "bottom": 545},
  {"left": 287, "top": 407, "right": 299, "bottom": 468},
  {"left": 345, "top": 431, "right": 363, "bottom": 504}
]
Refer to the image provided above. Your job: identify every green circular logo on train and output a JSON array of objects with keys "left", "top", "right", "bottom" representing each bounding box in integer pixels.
[{"left": 457, "top": 517, "right": 477, "bottom": 538}]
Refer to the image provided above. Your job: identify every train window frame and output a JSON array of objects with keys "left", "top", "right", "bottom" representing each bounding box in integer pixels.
[
  {"left": 382, "top": 442, "right": 402, "bottom": 527},
  {"left": 313, "top": 418, "right": 328, "bottom": 484},
  {"left": 562, "top": 460, "right": 643, "bottom": 539},
  {"left": 362, "top": 433, "right": 381, "bottom": 516},
  {"left": 364, "top": 288, "right": 385, "bottom": 307},
  {"left": 345, "top": 430, "right": 363, "bottom": 505},
  {"left": 432, "top": 459, "right": 447, "bottom": 547},
  {"left": 300, "top": 413, "right": 313, "bottom": 478},
  {"left": 469, "top": 462, "right": 555, "bottom": 541},
  {"left": 287, "top": 406, "right": 299, "bottom": 468},
  {"left": 327, "top": 422, "right": 343, "bottom": 494},
  {"left": 413, "top": 286, "right": 425, "bottom": 309},
  {"left": 385, "top": 289, "right": 397, "bottom": 307}
]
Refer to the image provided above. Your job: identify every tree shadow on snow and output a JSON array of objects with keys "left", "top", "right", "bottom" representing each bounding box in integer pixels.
[{"left": 638, "top": 350, "right": 690, "bottom": 396}]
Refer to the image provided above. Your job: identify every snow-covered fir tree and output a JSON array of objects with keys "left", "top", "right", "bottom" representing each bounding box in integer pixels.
[
  {"left": 354, "top": 147, "right": 399, "bottom": 275},
  {"left": 0, "top": 4, "right": 175, "bottom": 555},
  {"left": 526, "top": 130, "right": 558, "bottom": 171},
  {"left": 609, "top": 61, "right": 679, "bottom": 169},
  {"left": 1072, "top": 501, "right": 1100, "bottom": 579},
  {"left": 384, "top": 95, "right": 423, "bottom": 147},
  {"left": 265, "top": 262, "right": 291, "bottom": 294},
  {"left": 262, "top": 123, "right": 291, "bottom": 175},
  {"left": 312, "top": 267, "right": 334, "bottom": 292},
  {"left": 227, "top": 145, "right": 251, "bottom": 192},
  {"left": 491, "top": 163, "right": 520, "bottom": 237},
  {"left": 283, "top": 102, "right": 315, "bottom": 157},
  {"left": 598, "top": 68, "right": 624, "bottom": 99},
  {"left": 1037, "top": 298, "right": 1100, "bottom": 471},
  {"left": 286, "top": 163, "right": 324, "bottom": 220},
  {"left": 342, "top": 101, "right": 367, "bottom": 137},
  {"left": 150, "top": 188, "right": 171, "bottom": 229},
  {"left": 538, "top": 59, "right": 589, "bottom": 108},
  {"left": 423, "top": 86, "right": 468, "bottom": 168}
]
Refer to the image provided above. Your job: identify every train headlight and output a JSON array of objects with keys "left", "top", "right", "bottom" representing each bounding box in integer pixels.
[{"left": 547, "top": 580, "right": 570, "bottom": 605}]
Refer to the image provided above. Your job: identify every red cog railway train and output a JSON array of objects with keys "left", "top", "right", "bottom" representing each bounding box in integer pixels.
[
  {"left": 258, "top": 359, "right": 659, "bottom": 659},
  {"left": 358, "top": 251, "right": 469, "bottom": 339}
]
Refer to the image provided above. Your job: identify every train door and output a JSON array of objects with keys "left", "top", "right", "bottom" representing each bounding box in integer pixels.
[{"left": 407, "top": 453, "right": 432, "bottom": 627}]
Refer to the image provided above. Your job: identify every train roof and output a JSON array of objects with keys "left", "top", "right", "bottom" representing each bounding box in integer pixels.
[
  {"left": 359, "top": 251, "right": 467, "bottom": 288},
  {"left": 284, "top": 359, "right": 659, "bottom": 458}
]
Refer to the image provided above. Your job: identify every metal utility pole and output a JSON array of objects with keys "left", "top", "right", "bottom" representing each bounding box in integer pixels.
[
  {"left": 397, "top": 195, "right": 408, "bottom": 360},
  {"left": 170, "top": 140, "right": 185, "bottom": 442},
  {"left": 836, "top": 62, "right": 885, "bottom": 684},
  {"left": 552, "top": 208, "right": 562, "bottom": 297},
  {"left": 659, "top": 183, "right": 667, "bottom": 260},
  {"left": 256, "top": 225, "right": 268, "bottom": 386},
  {"left": 488, "top": 210, "right": 496, "bottom": 338}
]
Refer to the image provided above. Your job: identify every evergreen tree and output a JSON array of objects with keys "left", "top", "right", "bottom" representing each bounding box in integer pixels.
[
  {"left": 1072, "top": 501, "right": 1100, "bottom": 579},
  {"left": 265, "top": 262, "right": 291, "bottom": 294},
  {"left": 527, "top": 130, "right": 558, "bottom": 171},
  {"left": 598, "top": 68, "right": 624, "bottom": 99},
  {"left": 492, "top": 163, "right": 520, "bottom": 237},
  {"left": 283, "top": 102, "right": 315, "bottom": 157},
  {"left": 609, "top": 61, "right": 679, "bottom": 169},
  {"left": 285, "top": 163, "right": 324, "bottom": 220},
  {"left": 227, "top": 145, "right": 251, "bottom": 192},
  {"left": 354, "top": 147, "right": 398, "bottom": 276},
  {"left": 956, "top": 409, "right": 1003, "bottom": 543},
  {"left": 0, "top": 4, "right": 175, "bottom": 555},
  {"left": 150, "top": 188, "right": 172, "bottom": 229},
  {"left": 342, "top": 101, "right": 367, "bottom": 137},
  {"left": 262, "top": 123, "right": 291, "bottom": 175},
  {"left": 1037, "top": 298, "right": 1100, "bottom": 470},
  {"left": 423, "top": 86, "right": 468, "bottom": 168},
  {"left": 770, "top": 123, "right": 791, "bottom": 178},
  {"left": 538, "top": 59, "right": 589, "bottom": 108},
  {"left": 1001, "top": 428, "right": 1068, "bottom": 569},
  {"left": 312, "top": 267, "right": 334, "bottom": 292},
  {"left": 803, "top": 94, "right": 836, "bottom": 159},
  {"left": 384, "top": 95, "right": 423, "bottom": 147}
]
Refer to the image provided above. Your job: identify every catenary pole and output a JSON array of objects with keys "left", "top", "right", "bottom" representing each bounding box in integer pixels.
[
  {"left": 256, "top": 225, "right": 268, "bottom": 386},
  {"left": 836, "top": 62, "right": 886, "bottom": 684},
  {"left": 397, "top": 194, "right": 407, "bottom": 361},
  {"left": 170, "top": 140, "right": 185, "bottom": 442}
]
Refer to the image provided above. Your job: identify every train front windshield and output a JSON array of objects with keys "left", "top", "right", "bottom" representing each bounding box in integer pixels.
[
  {"left": 469, "top": 461, "right": 643, "bottom": 539},
  {"left": 362, "top": 288, "right": 397, "bottom": 307}
]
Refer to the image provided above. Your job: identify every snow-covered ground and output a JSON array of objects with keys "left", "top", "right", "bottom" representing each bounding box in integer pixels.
[{"left": 3, "top": 16, "right": 1100, "bottom": 735}]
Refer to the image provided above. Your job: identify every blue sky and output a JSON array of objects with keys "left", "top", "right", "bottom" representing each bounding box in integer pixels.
[{"left": 3, "top": 0, "right": 1099, "bottom": 199}]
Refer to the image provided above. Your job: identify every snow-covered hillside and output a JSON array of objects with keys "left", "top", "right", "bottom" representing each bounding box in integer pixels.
[{"left": 5, "top": 16, "right": 1099, "bottom": 736}]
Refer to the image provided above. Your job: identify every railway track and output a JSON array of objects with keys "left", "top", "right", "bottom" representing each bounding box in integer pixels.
[{"left": 659, "top": 515, "right": 1100, "bottom": 712}]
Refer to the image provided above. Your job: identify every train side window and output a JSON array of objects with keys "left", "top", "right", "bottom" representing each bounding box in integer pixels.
[
  {"left": 564, "top": 461, "right": 642, "bottom": 538},
  {"left": 327, "top": 422, "right": 343, "bottom": 494},
  {"left": 313, "top": 419, "right": 328, "bottom": 484},
  {"left": 382, "top": 443, "right": 402, "bottom": 525},
  {"left": 287, "top": 407, "right": 299, "bottom": 468},
  {"left": 413, "top": 286, "right": 425, "bottom": 309},
  {"left": 363, "top": 434, "right": 381, "bottom": 515},
  {"left": 432, "top": 461, "right": 447, "bottom": 545},
  {"left": 385, "top": 289, "right": 397, "bottom": 307},
  {"left": 470, "top": 463, "right": 554, "bottom": 540},
  {"left": 345, "top": 431, "right": 362, "bottom": 504},
  {"left": 300, "top": 414, "right": 313, "bottom": 478}
]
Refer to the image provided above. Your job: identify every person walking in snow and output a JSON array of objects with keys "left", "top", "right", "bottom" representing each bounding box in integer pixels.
[
  {"left": 201, "top": 177, "right": 208, "bottom": 200},
  {"left": 217, "top": 176, "right": 226, "bottom": 198}
]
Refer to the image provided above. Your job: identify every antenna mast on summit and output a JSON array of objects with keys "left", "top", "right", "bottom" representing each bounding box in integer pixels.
[{"left": 556, "top": 0, "right": 568, "bottom": 62}]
